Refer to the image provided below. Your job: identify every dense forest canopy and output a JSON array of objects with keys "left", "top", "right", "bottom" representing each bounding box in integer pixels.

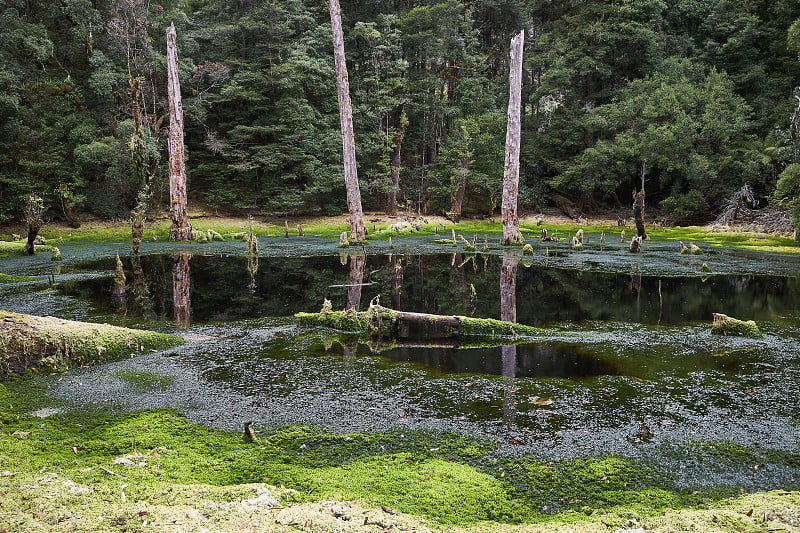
[{"left": 2, "top": 0, "right": 800, "bottom": 226}]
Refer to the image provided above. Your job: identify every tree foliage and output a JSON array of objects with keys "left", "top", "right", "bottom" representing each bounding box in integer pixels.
[{"left": 1, "top": 0, "right": 800, "bottom": 223}]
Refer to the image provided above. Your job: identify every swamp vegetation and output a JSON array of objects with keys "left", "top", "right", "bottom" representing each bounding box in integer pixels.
[{"left": 0, "top": 221, "right": 799, "bottom": 531}]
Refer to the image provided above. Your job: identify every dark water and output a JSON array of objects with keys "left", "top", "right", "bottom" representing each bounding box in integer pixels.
[
  {"left": 3, "top": 238, "right": 799, "bottom": 494},
  {"left": 58, "top": 253, "right": 800, "bottom": 326}
]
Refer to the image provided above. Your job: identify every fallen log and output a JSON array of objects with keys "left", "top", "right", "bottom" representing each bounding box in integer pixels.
[
  {"left": 0, "top": 310, "right": 185, "bottom": 377},
  {"left": 296, "top": 302, "right": 547, "bottom": 338}
]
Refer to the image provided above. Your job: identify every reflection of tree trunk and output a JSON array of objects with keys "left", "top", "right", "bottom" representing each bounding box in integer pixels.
[
  {"left": 328, "top": 0, "right": 365, "bottom": 241},
  {"left": 500, "top": 253, "right": 518, "bottom": 323},
  {"left": 501, "top": 253, "right": 518, "bottom": 425},
  {"left": 629, "top": 265, "right": 641, "bottom": 322},
  {"left": 112, "top": 253, "right": 127, "bottom": 312},
  {"left": 502, "top": 30, "right": 525, "bottom": 246},
  {"left": 391, "top": 255, "right": 404, "bottom": 310},
  {"left": 172, "top": 253, "right": 191, "bottom": 326},
  {"left": 131, "top": 256, "right": 153, "bottom": 319},
  {"left": 167, "top": 23, "right": 192, "bottom": 242},
  {"left": 346, "top": 254, "right": 366, "bottom": 311},
  {"left": 449, "top": 155, "right": 470, "bottom": 222}
]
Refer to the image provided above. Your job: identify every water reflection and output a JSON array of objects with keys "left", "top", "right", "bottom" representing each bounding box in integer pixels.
[
  {"left": 339, "top": 342, "right": 621, "bottom": 379},
  {"left": 172, "top": 253, "right": 191, "bottom": 326},
  {"left": 60, "top": 252, "right": 800, "bottom": 326}
]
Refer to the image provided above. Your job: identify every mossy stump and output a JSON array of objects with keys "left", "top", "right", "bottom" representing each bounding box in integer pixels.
[
  {"left": 0, "top": 310, "right": 185, "bottom": 377},
  {"left": 711, "top": 313, "right": 761, "bottom": 337}
]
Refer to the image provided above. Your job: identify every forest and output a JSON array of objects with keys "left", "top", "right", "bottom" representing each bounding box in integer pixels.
[{"left": 2, "top": 0, "right": 800, "bottom": 228}]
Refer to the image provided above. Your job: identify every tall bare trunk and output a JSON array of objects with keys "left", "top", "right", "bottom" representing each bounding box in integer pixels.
[
  {"left": 328, "top": 0, "right": 365, "bottom": 241},
  {"left": 633, "top": 189, "right": 647, "bottom": 239},
  {"left": 502, "top": 30, "right": 525, "bottom": 246},
  {"left": 166, "top": 23, "right": 192, "bottom": 241}
]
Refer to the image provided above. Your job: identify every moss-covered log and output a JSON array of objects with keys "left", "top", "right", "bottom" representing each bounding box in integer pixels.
[
  {"left": 711, "top": 313, "right": 761, "bottom": 337},
  {"left": 296, "top": 303, "right": 547, "bottom": 338},
  {"left": 0, "top": 310, "right": 185, "bottom": 377}
]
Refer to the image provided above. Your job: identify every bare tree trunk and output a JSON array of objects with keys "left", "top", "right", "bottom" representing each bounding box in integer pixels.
[
  {"left": 502, "top": 30, "right": 525, "bottom": 246},
  {"left": 172, "top": 253, "right": 191, "bottom": 326},
  {"left": 166, "top": 23, "right": 192, "bottom": 241},
  {"left": 449, "top": 155, "right": 471, "bottom": 222},
  {"left": 633, "top": 189, "right": 647, "bottom": 239},
  {"left": 328, "top": 0, "right": 365, "bottom": 241}
]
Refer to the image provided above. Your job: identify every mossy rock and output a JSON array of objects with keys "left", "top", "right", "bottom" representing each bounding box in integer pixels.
[
  {"left": 711, "top": 313, "right": 761, "bottom": 337},
  {"left": 0, "top": 310, "right": 185, "bottom": 377}
]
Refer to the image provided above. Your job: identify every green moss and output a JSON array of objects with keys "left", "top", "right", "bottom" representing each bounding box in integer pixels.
[
  {"left": 296, "top": 307, "right": 398, "bottom": 336},
  {"left": 0, "top": 240, "right": 52, "bottom": 257},
  {"left": 112, "top": 370, "right": 177, "bottom": 390},
  {"left": 459, "top": 316, "right": 545, "bottom": 337},
  {"left": 0, "top": 311, "right": 185, "bottom": 377},
  {"left": 1, "top": 384, "right": 797, "bottom": 531},
  {"left": 702, "top": 441, "right": 759, "bottom": 463},
  {"left": 0, "top": 272, "right": 40, "bottom": 283},
  {"left": 711, "top": 313, "right": 761, "bottom": 337}
]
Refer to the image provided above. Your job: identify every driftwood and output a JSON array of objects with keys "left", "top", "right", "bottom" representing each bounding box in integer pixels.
[{"left": 296, "top": 302, "right": 546, "bottom": 338}]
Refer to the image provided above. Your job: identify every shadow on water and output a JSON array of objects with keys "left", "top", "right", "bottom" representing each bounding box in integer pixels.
[{"left": 58, "top": 252, "right": 800, "bottom": 326}]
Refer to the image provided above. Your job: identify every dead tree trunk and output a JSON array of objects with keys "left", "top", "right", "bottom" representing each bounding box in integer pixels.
[
  {"left": 633, "top": 159, "right": 647, "bottom": 239},
  {"left": 166, "top": 23, "right": 192, "bottom": 241},
  {"left": 502, "top": 30, "right": 525, "bottom": 246},
  {"left": 328, "top": 0, "right": 365, "bottom": 242},
  {"left": 633, "top": 189, "right": 647, "bottom": 239}
]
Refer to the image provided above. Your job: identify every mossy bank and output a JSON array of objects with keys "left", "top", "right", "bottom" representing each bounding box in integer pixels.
[
  {"left": 0, "top": 311, "right": 184, "bottom": 377},
  {"left": 0, "top": 384, "right": 798, "bottom": 532}
]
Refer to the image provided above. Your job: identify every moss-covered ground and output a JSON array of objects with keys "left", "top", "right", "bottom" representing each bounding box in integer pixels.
[
  {"left": 0, "top": 311, "right": 185, "bottom": 378},
  {"left": 1, "top": 383, "right": 798, "bottom": 532},
  {"left": 2, "top": 213, "right": 797, "bottom": 253}
]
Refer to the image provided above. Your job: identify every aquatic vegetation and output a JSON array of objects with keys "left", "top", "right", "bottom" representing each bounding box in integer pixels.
[{"left": 112, "top": 370, "right": 177, "bottom": 390}]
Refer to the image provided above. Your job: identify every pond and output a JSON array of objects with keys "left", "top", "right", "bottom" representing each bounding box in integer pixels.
[{"left": 1, "top": 232, "right": 799, "bottom": 495}]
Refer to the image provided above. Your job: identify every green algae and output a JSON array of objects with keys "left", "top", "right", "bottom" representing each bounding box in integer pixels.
[
  {"left": 0, "top": 310, "right": 185, "bottom": 377},
  {"left": 112, "top": 370, "right": 177, "bottom": 390}
]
